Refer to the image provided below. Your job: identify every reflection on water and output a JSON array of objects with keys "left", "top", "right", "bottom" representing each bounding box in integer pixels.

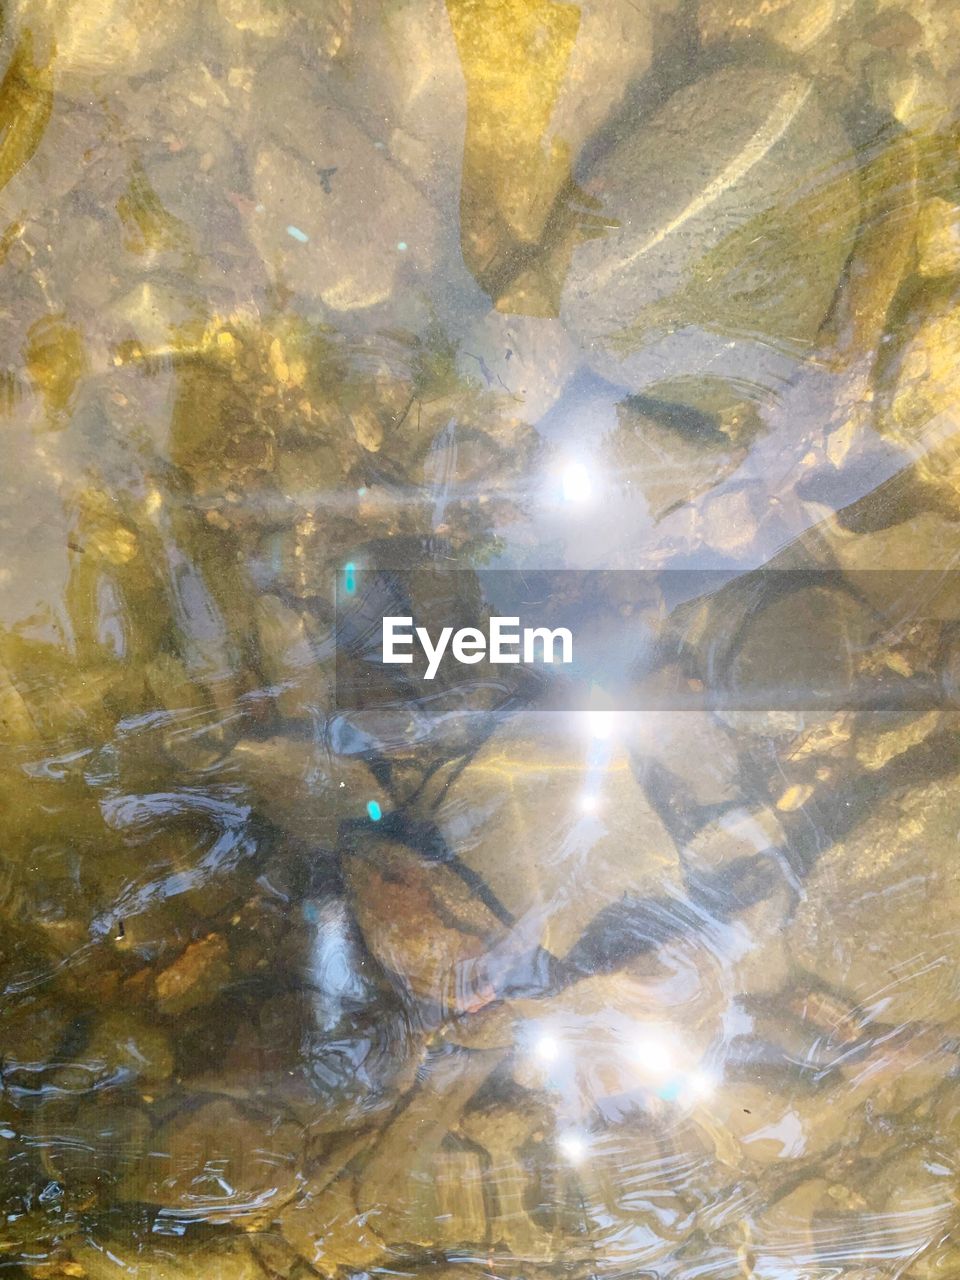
[{"left": 0, "top": 0, "right": 959, "bottom": 1275}]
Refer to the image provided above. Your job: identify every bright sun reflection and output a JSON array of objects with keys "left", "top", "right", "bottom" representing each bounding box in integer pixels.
[
  {"left": 685, "top": 1069, "right": 716, "bottom": 1100},
  {"left": 633, "top": 1032, "right": 676, "bottom": 1078},
  {"left": 558, "top": 1131, "right": 588, "bottom": 1163},
  {"left": 534, "top": 1033, "right": 562, "bottom": 1064},
  {"left": 561, "top": 460, "right": 594, "bottom": 504},
  {"left": 585, "top": 710, "right": 616, "bottom": 740}
]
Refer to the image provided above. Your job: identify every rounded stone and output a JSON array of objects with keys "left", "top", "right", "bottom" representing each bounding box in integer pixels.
[{"left": 559, "top": 66, "right": 858, "bottom": 410}]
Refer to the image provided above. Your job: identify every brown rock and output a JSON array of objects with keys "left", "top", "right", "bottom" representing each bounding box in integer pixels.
[{"left": 155, "top": 934, "right": 231, "bottom": 1015}]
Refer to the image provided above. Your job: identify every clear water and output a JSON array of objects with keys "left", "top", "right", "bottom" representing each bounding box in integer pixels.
[{"left": 1, "top": 0, "right": 960, "bottom": 1276}]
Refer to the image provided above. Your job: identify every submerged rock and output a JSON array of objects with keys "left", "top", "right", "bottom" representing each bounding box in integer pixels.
[
  {"left": 698, "top": 0, "right": 845, "bottom": 50},
  {"left": 251, "top": 121, "right": 437, "bottom": 312},
  {"left": 788, "top": 777, "right": 960, "bottom": 1025},
  {"left": 68, "top": 1233, "right": 267, "bottom": 1280},
  {"left": 345, "top": 838, "right": 507, "bottom": 1015},
  {"left": 229, "top": 736, "right": 391, "bottom": 844},
  {"left": 121, "top": 1096, "right": 304, "bottom": 1223},
  {"left": 432, "top": 720, "right": 682, "bottom": 960},
  {"left": 876, "top": 286, "right": 960, "bottom": 495},
  {"left": 559, "top": 66, "right": 859, "bottom": 411}
]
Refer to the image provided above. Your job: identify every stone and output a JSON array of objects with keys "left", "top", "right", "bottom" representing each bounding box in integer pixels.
[
  {"left": 456, "top": 311, "right": 579, "bottom": 423},
  {"left": 917, "top": 196, "right": 960, "bottom": 278},
  {"left": 510, "top": 967, "right": 720, "bottom": 1121},
  {"left": 68, "top": 1234, "right": 266, "bottom": 1279},
  {"left": 693, "top": 1071, "right": 864, "bottom": 1167},
  {"left": 345, "top": 838, "right": 506, "bottom": 1013},
  {"left": 822, "top": 132, "right": 919, "bottom": 368},
  {"left": 353, "top": 1046, "right": 505, "bottom": 1245},
  {"left": 448, "top": 0, "right": 657, "bottom": 297},
  {"left": 458, "top": 1100, "right": 559, "bottom": 1258},
  {"left": 253, "top": 595, "right": 334, "bottom": 723},
  {"left": 827, "top": 511, "right": 960, "bottom": 619},
  {"left": 698, "top": 0, "right": 845, "bottom": 50},
  {"left": 876, "top": 288, "right": 960, "bottom": 495},
  {"left": 788, "top": 778, "right": 960, "bottom": 1025},
  {"left": 155, "top": 934, "right": 231, "bottom": 1016},
  {"left": 604, "top": 399, "right": 747, "bottom": 522},
  {"left": 432, "top": 719, "right": 683, "bottom": 959},
  {"left": 559, "top": 66, "right": 858, "bottom": 410},
  {"left": 15, "top": 0, "right": 191, "bottom": 85},
  {"left": 65, "top": 1013, "right": 173, "bottom": 1091},
  {"left": 251, "top": 118, "right": 437, "bottom": 312},
  {"left": 230, "top": 737, "right": 391, "bottom": 844},
  {"left": 37, "top": 1099, "right": 152, "bottom": 1201},
  {"left": 121, "top": 1096, "right": 304, "bottom": 1223}
]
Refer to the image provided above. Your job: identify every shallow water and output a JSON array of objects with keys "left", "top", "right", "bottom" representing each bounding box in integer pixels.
[{"left": 1, "top": 0, "right": 960, "bottom": 1277}]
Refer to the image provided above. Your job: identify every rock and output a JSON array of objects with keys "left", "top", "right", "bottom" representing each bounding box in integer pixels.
[
  {"left": 279, "top": 1174, "right": 386, "bottom": 1276},
  {"left": 604, "top": 399, "right": 748, "bottom": 522},
  {"left": 229, "top": 736, "right": 391, "bottom": 844},
  {"left": 60, "top": 1013, "right": 173, "bottom": 1091},
  {"left": 14, "top": 0, "right": 191, "bottom": 85},
  {"left": 345, "top": 839, "right": 506, "bottom": 1014},
  {"left": 825, "top": 510, "right": 960, "bottom": 619},
  {"left": 698, "top": 0, "right": 844, "bottom": 49},
  {"left": 632, "top": 701, "right": 741, "bottom": 808},
  {"left": 721, "top": 883, "right": 794, "bottom": 996},
  {"left": 510, "top": 967, "right": 720, "bottom": 1120},
  {"left": 328, "top": 0, "right": 464, "bottom": 213},
  {"left": 788, "top": 778, "right": 960, "bottom": 1024},
  {"left": 447, "top": 0, "right": 579, "bottom": 270},
  {"left": 751, "top": 1143, "right": 955, "bottom": 1275},
  {"left": 682, "top": 807, "right": 786, "bottom": 877},
  {"left": 545, "top": 0, "right": 661, "bottom": 174},
  {"left": 749, "top": 1178, "right": 840, "bottom": 1276},
  {"left": 280, "top": 1048, "right": 506, "bottom": 1268},
  {"left": 121, "top": 1096, "right": 304, "bottom": 1223},
  {"left": 917, "top": 196, "right": 960, "bottom": 279},
  {"left": 24, "top": 314, "right": 86, "bottom": 425},
  {"left": 723, "top": 584, "right": 878, "bottom": 708},
  {"left": 693, "top": 1071, "right": 864, "bottom": 1166},
  {"left": 456, "top": 312, "right": 579, "bottom": 423},
  {"left": 559, "top": 66, "right": 858, "bottom": 410},
  {"left": 251, "top": 122, "right": 437, "bottom": 312},
  {"left": 216, "top": 0, "right": 286, "bottom": 36},
  {"left": 458, "top": 1099, "right": 559, "bottom": 1259},
  {"left": 876, "top": 288, "right": 960, "bottom": 495},
  {"left": 822, "top": 132, "right": 919, "bottom": 368},
  {"left": 432, "top": 719, "right": 683, "bottom": 959},
  {"left": 353, "top": 1046, "right": 506, "bottom": 1246},
  {"left": 0, "top": 998, "right": 80, "bottom": 1102},
  {"left": 839, "top": 1022, "right": 958, "bottom": 1115},
  {"left": 155, "top": 934, "right": 232, "bottom": 1016},
  {"left": 253, "top": 595, "right": 334, "bottom": 723},
  {"left": 897, "top": 0, "right": 960, "bottom": 69},
  {"left": 448, "top": 0, "right": 657, "bottom": 294},
  {"left": 37, "top": 1098, "right": 152, "bottom": 1201},
  {"left": 68, "top": 1233, "right": 266, "bottom": 1279}
]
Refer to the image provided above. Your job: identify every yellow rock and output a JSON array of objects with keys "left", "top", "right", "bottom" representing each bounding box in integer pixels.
[
  {"left": 789, "top": 777, "right": 960, "bottom": 1025},
  {"left": 877, "top": 289, "right": 960, "bottom": 494},
  {"left": 448, "top": 0, "right": 580, "bottom": 251},
  {"left": 917, "top": 196, "right": 960, "bottom": 278},
  {"left": 17, "top": 0, "right": 192, "bottom": 82}
]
